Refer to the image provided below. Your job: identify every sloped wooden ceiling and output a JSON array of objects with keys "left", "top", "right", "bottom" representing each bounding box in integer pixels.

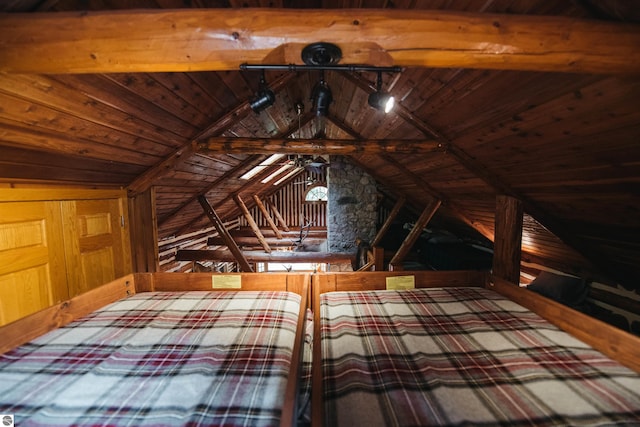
[{"left": 0, "top": 1, "right": 639, "bottom": 290}]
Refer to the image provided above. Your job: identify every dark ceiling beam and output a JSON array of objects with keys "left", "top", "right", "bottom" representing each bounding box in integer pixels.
[
  {"left": 2, "top": 9, "right": 640, "bottom": 74},
  {"left": 197, "top": 137, "right": 444, "bottom": 155}
]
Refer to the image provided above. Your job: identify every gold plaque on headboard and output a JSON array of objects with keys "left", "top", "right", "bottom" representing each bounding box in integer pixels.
[
  {"left": 212, "top": 275, "right": 242, "bottom": 289},
  {"left": 386, "top": 275, "right": 415, "bottom": 290}
]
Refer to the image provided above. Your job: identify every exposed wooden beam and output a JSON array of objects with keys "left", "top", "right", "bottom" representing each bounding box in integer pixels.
[
  {"left": 228, "top": 229, "right": 325, "bottom": 239},
  {"left": 197, "top": 195, "right": 253, "bottom": 272},
  {"left": 253, "top": 195, "right": 283, "bottom": 239},
  {"left": 157, "top": 154, "right": 263, "bottom": 227},
  {"left": 128, "top": 187, "right": 159, "bottom": 273},
  {"left": 390, "top": 199, "right": 442, "bottom": 269},
  {"left": 128, "top": 73, "right": 295, "bottom": 196},
  {"left": 175, "top": 249, "right": 353, "bottom": 264},
  {"left": 265, "top": 198, "right": 291, "bottom": 232},
  {"left": 174, "top": 155, "right": 302, "bottom": 237},
  {"left": 2, "top": 10, "right": 639, "bottom": 74},
  {"left": 371, "top": 196, "right": 405, "bottom": 248},
  {"left": 234, "top": 195, "right": 271, "bottom": 253},
  {"left": 493, "top": 195, "right": 524, "bottom": 283},
  {"left": 378, "top": 153, "right": 495, "bottom": 242},
  {"left": 207, "top": 236, "right": 324, "bottom": 247},
  {"left": 198, "top": 137, "right": 443, "bottom": 155}
]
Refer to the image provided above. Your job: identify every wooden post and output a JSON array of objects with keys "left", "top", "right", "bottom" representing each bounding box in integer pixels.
[
  {"left": 265, "top": 198, "right": 290, "bottom": 232},
  {"left": 371, "top": 196, "right": 405, "bottom": 247},
  {"left": 493, "top": 195, "right": 524, "bottom": 284},
  {"left": 197, "top": 195, "right": 253, "bottom": 272},
  {"left": 390, "top": 199, "right": 441, "bottom": 269},
  {"left": 373, "top": 246, "right": 385, "bottom": 271},
  {"left": 128, "top": 187, "right": 159, "bottom": 272},
  {"left": 253, "top": 195, "right": 283, "bottom": 239},
  {"left": 234, "top": 195, "right": 271, "bottom": 253}
]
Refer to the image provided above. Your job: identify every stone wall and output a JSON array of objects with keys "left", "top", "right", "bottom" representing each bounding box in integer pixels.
[{"left": 327, "top": 156, "right": 377, "bottom": 252}]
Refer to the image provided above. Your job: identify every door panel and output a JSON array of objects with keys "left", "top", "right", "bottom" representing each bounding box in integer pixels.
[
  {"left": 0, "top": 201, "right": 67, "bottom": 325},
  {"left": 62, "top": 199, "right": 131, "bottom": 298}
]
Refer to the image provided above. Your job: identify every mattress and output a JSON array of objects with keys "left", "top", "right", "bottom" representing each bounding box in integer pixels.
[
  {"left": 321, "top": 287, "right": 640, "bottom": 426},
  {"left": 0, "top": 290, "right": 301, "bottom": 427}
]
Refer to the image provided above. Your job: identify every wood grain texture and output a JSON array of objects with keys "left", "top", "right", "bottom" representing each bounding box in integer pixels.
[
  {"left": 197, "top": 195, "right": 253, "bottom": 272},
  {"left": 198, "top": 137, "right": 443, "bottom": 155},
  {"left": 2, "top": 10, "right": 640, "bottom": 73},
  {"left": 390, "top": 198, "right": 441, "bottom": 268},
  {"left": 176, "top": 249, "right": 353, "bottom": 263},
  {"left": 0, "top": 274, "right": 134, "bottom": 354},
  {"left": 493, "top": 195, "right": 524, "bottom": 283}
]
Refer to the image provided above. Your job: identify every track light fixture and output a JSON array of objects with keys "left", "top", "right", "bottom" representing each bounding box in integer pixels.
[
  {"left": 242, "top": 42, "right": 402, "bottom": 117},
  {"left": 368, "top": 71, "right": 395, "bottom": 113},
  {"left": 311, "top": 71, "right": 333, "bottom": 117},
  {"left": 249, "top": 71, "right": 275, "bottom": 113}
]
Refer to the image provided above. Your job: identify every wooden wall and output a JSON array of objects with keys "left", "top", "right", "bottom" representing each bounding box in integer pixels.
[{"left": 238, "top": 169, "right": 327, "bottom": 229}]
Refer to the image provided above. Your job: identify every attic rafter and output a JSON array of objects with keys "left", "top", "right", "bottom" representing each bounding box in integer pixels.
[
  {"left": 327, "top": 114, "right": 362, "bottom": 139},
  {"left": 2, "top": 10, "right": 640, "bottom": 74},
  {"left": 174, "top": 112, "right": 320, "bottom": 237},
  {"left": 376, "top": 73, "right": 630, "bottom": 287},
  {"left": 127, "top": 73, "right": 295, "bottom": 195},
  {"left": 197, "top": 137, "right": 443, "bottom": 155},
  {"left": 324, "top": 115, "right": 493, "bottom": 241},
  {"left": 378, "top": 153, "right": 495, "bottom": 242},
  {"left": 156, "top": 154, "right": 263, "bottom": 227},
  {"left": 176, "top": 156, "right": 288, "bottom": 235}
]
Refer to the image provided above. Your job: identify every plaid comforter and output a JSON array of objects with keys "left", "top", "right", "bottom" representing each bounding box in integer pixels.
[
  {"left": 321, "top": 287, "right": 640, "bottom": 426},
  {"left": 0, "top": 290, "right": 301, "bottom": 427}
]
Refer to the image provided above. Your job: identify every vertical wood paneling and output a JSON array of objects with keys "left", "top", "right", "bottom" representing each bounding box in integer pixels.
[{"left": 238, "top": 169, "right": 327, "bottom": 230}]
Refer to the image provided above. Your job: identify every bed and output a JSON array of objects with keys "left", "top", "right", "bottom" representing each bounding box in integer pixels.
[
  {"left": 312, "top": 271, "right": 640, "bottom": 426},
  {"left": 0, "top": 272, "right": 310, "bottom": 427}
]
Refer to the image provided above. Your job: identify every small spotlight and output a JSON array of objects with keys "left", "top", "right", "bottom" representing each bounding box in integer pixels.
[
  {"left": 250, "top": 88, "right": 275, "bottom": 113},
  {"left": 368, "top": 71, "right": 395, "bottom": 113},
  {"left": 368, "top": 92, "right": 395, "bottom": 113},
  {"left": 249, "top": 71, "right": 275, "bottom": 113},
  {"left": 311, "top": 73, "right": 332, "bottom": 117}
]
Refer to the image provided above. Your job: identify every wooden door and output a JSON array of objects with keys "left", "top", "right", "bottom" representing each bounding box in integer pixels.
[
  {"left": 62, "top": 199, "right": 132, "bottom": 298},
  {"left": 0, "top": 201, "right": 68, "bottom": 325}
]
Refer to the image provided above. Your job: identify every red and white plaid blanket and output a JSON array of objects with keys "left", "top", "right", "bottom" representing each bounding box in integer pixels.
[
  {"left": 321, "top": 287, "right": 640, "bottom": 426},
  {"left": 0, "top": 290, "right": 301, "bottom": 427}
]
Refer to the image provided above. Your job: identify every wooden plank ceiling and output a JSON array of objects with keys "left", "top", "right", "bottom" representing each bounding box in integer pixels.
[{"left": 1, "top": 1, "right": 639, "bottom": 290}]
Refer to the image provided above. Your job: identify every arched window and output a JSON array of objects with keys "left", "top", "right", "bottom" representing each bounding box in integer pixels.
[{"left": 305, "top": 184, "right": 328, "bottom": 202}]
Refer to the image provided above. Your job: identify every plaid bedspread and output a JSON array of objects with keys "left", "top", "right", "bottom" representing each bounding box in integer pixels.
[
  {"left": 321, "top": 287, "right": 640, "bottom": 426},
  {"left": 0, "top": 290, "right": 301, "bottom": 427}
]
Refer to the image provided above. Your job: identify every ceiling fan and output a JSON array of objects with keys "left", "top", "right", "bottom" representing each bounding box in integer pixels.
[{"left": 293, "top": 175, "right": 319, "bottom": 186}]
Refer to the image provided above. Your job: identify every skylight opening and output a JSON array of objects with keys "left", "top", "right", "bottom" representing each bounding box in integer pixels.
[
  {"left": 261, "top": 163, "right": 293, "bottom": 183},
  {"left": 240, "top": 154, "right": 285, "bottom": 180},
  {"left": 274, "top": 168, "right": 302, "bottom": 186}
]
